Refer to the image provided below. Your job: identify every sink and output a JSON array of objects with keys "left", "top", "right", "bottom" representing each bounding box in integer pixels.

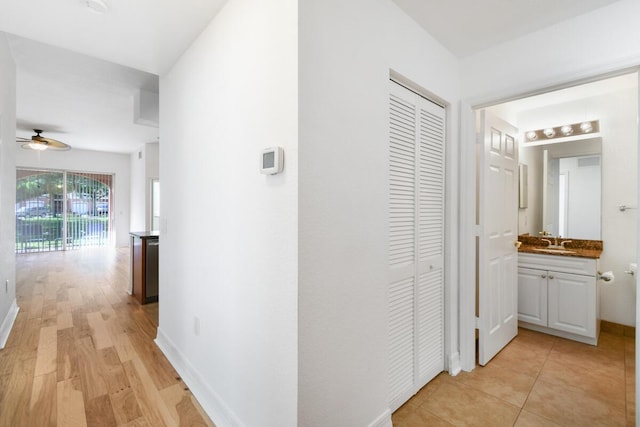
[{"left": 532, "top": 248, "right": 576, "bottom": 255}]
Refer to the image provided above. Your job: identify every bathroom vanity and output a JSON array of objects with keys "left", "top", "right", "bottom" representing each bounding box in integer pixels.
[{"left": 517, "top": 236, "right": 602, "bottom": 345}]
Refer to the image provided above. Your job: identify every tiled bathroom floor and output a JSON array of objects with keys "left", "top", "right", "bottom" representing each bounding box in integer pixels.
[{"left": 392, "top": 328, "right": 635, "bottom": 426}]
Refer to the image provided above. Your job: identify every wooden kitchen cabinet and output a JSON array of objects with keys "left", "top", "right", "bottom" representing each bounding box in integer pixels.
[{"left": 130, "top": 231, "right": 159, "bottom": 305}]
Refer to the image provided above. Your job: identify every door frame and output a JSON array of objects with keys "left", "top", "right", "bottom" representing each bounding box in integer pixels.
[{"left": 459, "top": 64, "right": 640, "bottom": 373}]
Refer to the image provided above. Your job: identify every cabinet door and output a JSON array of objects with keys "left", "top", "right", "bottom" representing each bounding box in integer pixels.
[
  {"left": 517, "top": 267, "right": 547, "bottom": 326},
  {"left": 548, "top": 271, "right": 596, "bottom": 337}
]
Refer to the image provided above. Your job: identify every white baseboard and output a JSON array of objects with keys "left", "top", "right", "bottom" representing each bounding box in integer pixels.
[
  {"left": 448, "top": 351, "right": 462, "bottom": 376},
  {"left": 155, "top": 327, "right": 244, "bottom": 427},
  {"left": 0, "top": 300, "right": 19, "bottom": 349},
  {"left": 368, "top": 409, "right": 392, "bottom": 427}
]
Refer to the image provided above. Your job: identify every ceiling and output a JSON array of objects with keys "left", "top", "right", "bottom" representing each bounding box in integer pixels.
[
  {"left": 0, "top": 0, "right": 627, "bottom": 153},
  {"left": 0, "top": 0, "right": 226, "bottom": 153},
  {"left": 392, "top": 0, "right": 624, "bottom": 58},
  {"left": 9, "top": 34, "right": 160, "bottom": 153}
]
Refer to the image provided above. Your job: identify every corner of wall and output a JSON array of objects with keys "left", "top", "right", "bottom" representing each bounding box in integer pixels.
[
  {"left": 154, "top": 327, "right": 244, "bottom": 427},
  {"left": 368, "top": 409, "right": 392, "bottom": 427}
]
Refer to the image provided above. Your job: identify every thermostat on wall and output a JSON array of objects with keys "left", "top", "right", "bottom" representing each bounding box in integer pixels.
[{"left": 261, "top": 146, "right": 284, "bottom": 175}]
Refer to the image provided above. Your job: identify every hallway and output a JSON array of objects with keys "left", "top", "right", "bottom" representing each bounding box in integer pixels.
[
  {"left": 1, "top": 247, "right": 636, "bottom": 426},
  {"left": 0, "top": 248, "right": 214, "bottom": 426}
]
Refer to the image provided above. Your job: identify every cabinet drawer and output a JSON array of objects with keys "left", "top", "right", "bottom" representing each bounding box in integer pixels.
[{"left": 518, "top": 253, "right": 597, "bottom": 276}]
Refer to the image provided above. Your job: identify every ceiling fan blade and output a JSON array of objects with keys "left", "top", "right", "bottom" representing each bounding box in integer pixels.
[
  {"left": 35, "top": 136, "right": 71, "bottom": 150},
  {"left": 17, "top": 129, "right": 72, "bottom": 151}
]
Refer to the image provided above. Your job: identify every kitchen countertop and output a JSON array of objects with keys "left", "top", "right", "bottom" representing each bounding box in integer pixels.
[
  {"left": 130, "top": 231, "right": 159, "bottom": 239},
  {"left": 517, "top": 235, "right": 602, "bottom": 259}
]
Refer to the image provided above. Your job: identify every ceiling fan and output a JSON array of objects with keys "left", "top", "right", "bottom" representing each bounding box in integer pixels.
[{"left": 16, "top": 129, "right": 71, "bottom": 151}]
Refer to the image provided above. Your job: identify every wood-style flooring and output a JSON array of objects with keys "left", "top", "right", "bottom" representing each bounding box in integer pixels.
[{"left": 0, "top": 247, "right": 215, "bottom": 427}]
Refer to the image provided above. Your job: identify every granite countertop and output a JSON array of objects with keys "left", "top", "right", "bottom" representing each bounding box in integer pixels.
[
  {"left": 130, "top": 231, "right": 160, "bottom": 239},
  {"left": 517, "top": 234, "right": 602, "bottom": 259}
]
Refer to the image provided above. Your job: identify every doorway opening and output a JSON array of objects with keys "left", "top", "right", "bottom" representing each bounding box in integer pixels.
[
  {"left": 16, "top": 169, "right": 114, "bottom": 253},
  {"left": 471, "top": 71, "right": 638, "bottom": 367}
]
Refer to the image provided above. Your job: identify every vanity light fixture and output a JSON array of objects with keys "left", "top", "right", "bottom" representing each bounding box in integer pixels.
[{"left": 524, "top": 120, "right": 600, "bottom": 143}]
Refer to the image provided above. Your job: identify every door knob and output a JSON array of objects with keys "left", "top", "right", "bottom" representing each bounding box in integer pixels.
[
  {"left": 549, "top": 275, "right": 554, "bottom": 279},
  {"left": 541, "top": 274, "right": 547, "bottom": 278}
]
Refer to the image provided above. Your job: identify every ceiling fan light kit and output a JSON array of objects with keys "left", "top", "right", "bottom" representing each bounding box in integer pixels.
[{"left": 17, "top": 129, "right": 72, "bottom": 151}]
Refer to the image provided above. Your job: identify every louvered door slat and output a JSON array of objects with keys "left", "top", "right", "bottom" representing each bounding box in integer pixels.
[
  {"left": 389, "top": 277, "right": 415, "bottom": 401},
  {"left": 389, "top": 94, "right": 416, "bottom": 268},
  {"left": 416, "top": 269, "right": 444, "bottom": 381}
]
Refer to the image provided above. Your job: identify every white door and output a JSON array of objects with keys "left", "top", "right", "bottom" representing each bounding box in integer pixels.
[
  {"left": 388, "top": 80, "right": 445, "bottom": 410},
  {"left": 478, "top": 110, "right": 519, "bottom": 366}
]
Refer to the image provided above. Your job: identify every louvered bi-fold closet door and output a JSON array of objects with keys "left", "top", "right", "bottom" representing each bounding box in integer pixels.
[{"left": 388, "top": 80, "right": 445, "bottom": 411}]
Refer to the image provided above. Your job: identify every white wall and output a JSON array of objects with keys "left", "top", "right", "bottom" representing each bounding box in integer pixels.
[
  {"left": 0, "top": 32, "right": 17, "bottom": 348},
  {"left": 299, "top": 0, "right": 460, "bottom": 425},
  {"left": 130, "top": 142, "right": 158, "bottom": 232},
  {"left": 157, "top": 0, "right": 298, "bottom": 425},
  {"left": 129, "top": 148, "right": 145, "bottom": 231},
  {"left": 15, "top": 148, "right": 131, "bottom": 247},
  {"left": 145, "top": 143, "right": 159, "bottom": 230}
]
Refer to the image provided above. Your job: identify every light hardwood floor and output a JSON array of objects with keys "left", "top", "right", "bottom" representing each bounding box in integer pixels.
[{"left": 0, "top": 247, "right": 215, "bottom": 427}]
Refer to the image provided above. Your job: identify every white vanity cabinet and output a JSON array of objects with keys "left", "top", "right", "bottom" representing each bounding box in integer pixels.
[{"left": 518, "top": 253, "right": 599, "bottom": 345}]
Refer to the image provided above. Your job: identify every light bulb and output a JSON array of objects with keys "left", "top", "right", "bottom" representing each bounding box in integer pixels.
[
  {"left": 560, "top": 125, "right": 573, "bottom": 136},
  {"left": 28, "top": 142, "right": 47, "bottom": 151},
  {"left": 580, "top": 122, "right": 593, "bottom": 133},
  {"left": 526, "top": 131, "right": 537, "bottom": 140},
  {"left": 543, "top": 128, "right": 555, "bottom": 138}
]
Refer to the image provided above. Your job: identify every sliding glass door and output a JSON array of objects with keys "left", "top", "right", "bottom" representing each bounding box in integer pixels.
[{"left": 16, "top": 169, "right": 113, "bottom": 253}]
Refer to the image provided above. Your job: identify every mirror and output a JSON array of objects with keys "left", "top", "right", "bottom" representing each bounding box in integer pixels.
[{"left": 520, "top": 137, "right": 602, "bottom": 240}]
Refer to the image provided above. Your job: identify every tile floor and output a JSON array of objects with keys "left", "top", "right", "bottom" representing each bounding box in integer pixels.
[{"left": 392, "top": 328, "right": 635, "bottom": 426}]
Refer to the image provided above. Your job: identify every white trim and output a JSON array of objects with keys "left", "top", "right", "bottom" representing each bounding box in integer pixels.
[
  {"left": 0, "top": 300, "right": 19, "bottom": 349},
  {"left": 390, "top": 70, "right": 449, "bottom": 108},
  {"left": 155, "top": 328, "right": 244, "bottom": 427},
  {"left": 458, "top": 101, "right": 477, "bottom": 372},
  {"left": 519, "top": 322, "right": 598, "bottom": 346},
  {"left": 636, "top": 70, "right": 640, "bottom": 424},
  {"left": 368, "top": 409, "right": 392, "bottom": 427},
  {"left": 447, "top": 351, "right": 462, "bottom": 376},
  {"left": 466, "top": 60, "right": 640, "bottom": 109},
  {"left": 444, "top": 94, "right": 459, "bottom": 379}
]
